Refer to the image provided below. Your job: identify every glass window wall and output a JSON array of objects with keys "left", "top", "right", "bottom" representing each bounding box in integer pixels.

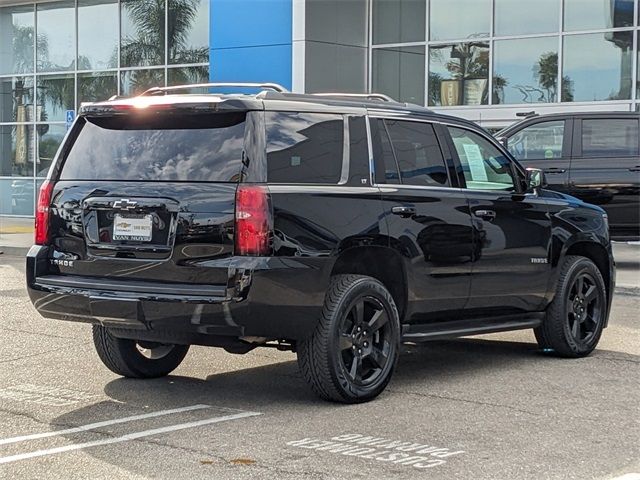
[
  {"left": 78, "top": 0, "right": 118, "bottom": 70},
  {"left": 0, "top": 5, "right": 35, "bottom": 75},
  {"left": 562, "top": 31, "right": 634, "bottom": 101},
  {"left": 36, "top": 74, "right": 75, "bottom": 122},
  {"left": 78, "top": 72, "right": 118, "bottom": 105},
  {"left": 370, "top": 0, "right": 638, "bottom": 111},
  {"left": 429, "top": 42, "right": 489, "bottom": 106},
  {"left": 120, "top": 68, "right": 165, "bottom": 96},
  {"left": 167, "top": 65, "right": 209, "bottom": 86},
  {"left": 0, "top": 178, "right": 35, "bottom": 215},
  {"left": 0, "top": 0, "right": 210, "bottom": 216},
  {"left": 429, "top": 0, "right": 491, "bottom": 41},
  {"left": 0, "top": 76, "right": 34, "bottom": 123},
  {"left": 493, "top": 37, "right": 559, "bottom": 104},
  {"left": 372, "top": 0, "right": 425, "bottom": 45},
  {"left": 168, "top": 0, "right": 209, "bottom": 64},
  {"left": 36, "top": 1, "right": 75, "bottom": 72},
  {"left": 564, "top": 0, "right": 635, "bottom": 31},
  {"left": 37, "top": 124, "right": 66, "bottom": 176},
  {"left": 494, "top": 0, "right": 560, "bottom": 36},
  {"left": 121, "top": 0, "right": 166, "bottom": 67},
  {"left": 0, "top": 124, "right": 35, "bottom": 177},
  {"left": 372, "top": 46, "right": 425, "bottom": 104}
]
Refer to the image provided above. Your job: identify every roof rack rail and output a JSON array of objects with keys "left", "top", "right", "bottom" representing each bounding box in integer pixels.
[
  {"left": 140, "top": 82, "right": 289, "bottom": 96},
  {"left": 311, "top": 92, "right": 396, "bottom": 103}
]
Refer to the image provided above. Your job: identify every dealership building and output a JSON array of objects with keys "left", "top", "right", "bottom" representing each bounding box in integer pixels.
[{"left": 1, "top": 0, "right": 639, "bottom": 217}]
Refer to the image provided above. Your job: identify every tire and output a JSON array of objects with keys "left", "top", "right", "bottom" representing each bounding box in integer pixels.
[
  {"left": 534, "top": 255, "right": 607, "bottom": 358},
  {"left": 297, "top": 274, "right": 401, "bottom": 403},
  {"left": 92, "top": 325, "right": 189, "bottom": 378}
]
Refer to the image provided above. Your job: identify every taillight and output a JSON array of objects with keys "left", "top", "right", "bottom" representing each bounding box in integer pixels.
[
  {"left": 235, "top": 185, "right": 272, "bottom": 256},
  {"left": 35, "top": 180, "right": 54, "bottom": 245}
]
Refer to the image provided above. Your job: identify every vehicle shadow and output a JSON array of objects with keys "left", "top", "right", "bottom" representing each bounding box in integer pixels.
[
  {"left": 68, "top": 337, "right": 639, "bottom": 412},
  {"left": 94, "top": 338, "right": 548, "bottom": 411},
  {"left": 47, "top": 337, "right": 638, "bottom": 479}
]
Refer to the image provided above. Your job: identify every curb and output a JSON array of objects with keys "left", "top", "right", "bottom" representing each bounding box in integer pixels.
[
  {"left": 0, "top": 246, "right": 29, "bottom": 257},
  {"left": 615, "top": 285, "right": 640, "bottom": 296}
]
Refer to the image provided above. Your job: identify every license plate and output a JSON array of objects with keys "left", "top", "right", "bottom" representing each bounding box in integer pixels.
[{"left": 113, "top": 214, "right": 153, "bottom": 241}]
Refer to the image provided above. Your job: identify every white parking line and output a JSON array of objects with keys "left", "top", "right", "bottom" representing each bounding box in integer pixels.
[
  {"left": 0, "top": 404, "right": 210, "bottom": 446},
  {"left": 0, "top": 411, "right": 261, "bottom": 465}
]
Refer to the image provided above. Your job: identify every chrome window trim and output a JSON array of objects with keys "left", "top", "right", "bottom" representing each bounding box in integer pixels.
[
  {"left": 338, "top": 115, "right": 350, "bottom": 185},
  {"left": 365, "top": 115, "right": 375, "bottom": 186}
]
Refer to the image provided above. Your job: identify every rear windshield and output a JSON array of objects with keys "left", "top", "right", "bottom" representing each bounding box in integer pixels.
[{"left": 60, "top": 112, "right": 246, "bottom": 181}]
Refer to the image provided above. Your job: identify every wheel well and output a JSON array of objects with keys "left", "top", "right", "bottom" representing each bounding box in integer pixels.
[
  {"left": 565, "top": 242, "right": 611, "bottom": 295},
  {"left": 331, "top": 247, "right": 408, "bottom": 321}
]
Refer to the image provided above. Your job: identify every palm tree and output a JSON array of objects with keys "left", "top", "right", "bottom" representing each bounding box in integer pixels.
[{"left": 120, "top": 0, "right": 208, "bottom": 94}]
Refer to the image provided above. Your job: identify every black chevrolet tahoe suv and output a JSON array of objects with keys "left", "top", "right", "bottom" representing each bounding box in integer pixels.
[
  {"left": 497, "top": 111, "right": 640, "bottom": 240},
  {"left": 27, "top": 83, "right": 615, "bottom": 403}
]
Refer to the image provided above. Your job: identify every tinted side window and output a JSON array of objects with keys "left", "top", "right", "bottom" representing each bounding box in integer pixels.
[
  {"left": 266, "top": 112, "right": 344, "bottom": 184},
  {"left": 384, "top": 120, "right": 449, "bottom": 186},
  {"left": 581, "top": 119, "right": 639, "bottom": 157},
  {"left": 507, "top": 120, "right": 565, "bottom": 160},
  {"left": 449, "top": 127, "right": 517, "bottom": 191},
  {"left": 374, "top": 118, "right": 400, "bottom": 183}
]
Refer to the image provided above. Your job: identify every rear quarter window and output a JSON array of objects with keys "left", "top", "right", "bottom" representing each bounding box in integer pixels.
[
  {"left": 60, "top": 112, "right": 246, "bottom": 182},
  {"left": 265, "top": 112, "right": 344, "bottom": 184}
]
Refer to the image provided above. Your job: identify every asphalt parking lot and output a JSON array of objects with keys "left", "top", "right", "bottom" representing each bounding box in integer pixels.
[{"left": 0, "top": 250, "right": 638, "bottom": 480}]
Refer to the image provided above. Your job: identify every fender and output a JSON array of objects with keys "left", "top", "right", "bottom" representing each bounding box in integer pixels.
[{"left": 548, "top": 230, "right": 615, "bottom": 326}]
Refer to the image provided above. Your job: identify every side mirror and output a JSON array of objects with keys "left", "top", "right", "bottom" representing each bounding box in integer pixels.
[{"left": 526, "top": 168, "right": 545, "bottom": 193}]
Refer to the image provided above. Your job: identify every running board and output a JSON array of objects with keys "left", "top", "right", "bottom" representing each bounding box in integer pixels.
[{"left": 401, "top": 313, "right": 545, "bottom": 342}]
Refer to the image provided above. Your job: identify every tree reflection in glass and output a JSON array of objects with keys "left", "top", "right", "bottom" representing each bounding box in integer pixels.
[
  {"left": 121, "top": 0, "right": 208, "bottom": 68},
  {"left": 429, "top": 42, "right": 489, "bottom": 106},
  {"left": 492, "top": 38, "right": 571, "bottom": 104}
]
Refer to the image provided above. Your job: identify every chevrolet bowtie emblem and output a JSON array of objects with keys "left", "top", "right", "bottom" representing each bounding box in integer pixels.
[{"left": 112, "top": 199, "right": 138, "bottom": 210}]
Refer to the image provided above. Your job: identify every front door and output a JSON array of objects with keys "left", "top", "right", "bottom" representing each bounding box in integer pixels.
[
  {"left": 370, "top": 116, "right": 474, "bottom": 321},
  {"left": 446, "top": 125, "right": 552, "bottom": 315},
  {"left": 568, "top": 116, "right": 640, "bottom": 239},
  {"left": 504, "top": 118, "right": 573, "bottom": 195}
]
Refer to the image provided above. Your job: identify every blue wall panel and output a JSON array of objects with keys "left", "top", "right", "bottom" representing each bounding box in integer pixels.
[{"left": 210, "top": 0, "right": 293, "bottom": 90}]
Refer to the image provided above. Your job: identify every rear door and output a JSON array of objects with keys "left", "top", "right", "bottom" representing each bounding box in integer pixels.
[
  {"left": 568, "top": 115, "right": 640, "bottom": 239},
  {"left": 371, "top": 116, "right": 473, "bottom": 320},
  {"left": 504, "top": 117, "right": 573, "bottom": 194},
  {"left": 446, "top": 125, "right": 551, "bottom": 315},
  {"left": 48, "top": 110, "right": 252, "bottom": 286}
]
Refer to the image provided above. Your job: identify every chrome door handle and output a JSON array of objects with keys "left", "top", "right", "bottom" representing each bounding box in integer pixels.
[
  {"left": 543, "top": 168, "right": 566, "bottom": 174},
  {"left": 391, "top": 206, "right": 416, "bottom": 218},
  {"left": 629, "top": 166, "right": 640, "bottom": 172},
  {"left": 474, "top": 209, "right": 496, "bottom": 221}
]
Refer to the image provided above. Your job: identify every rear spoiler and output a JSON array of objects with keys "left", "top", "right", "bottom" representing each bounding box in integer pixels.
[{"left": 79, "top": 96, "right": 263, "bottom": 117}]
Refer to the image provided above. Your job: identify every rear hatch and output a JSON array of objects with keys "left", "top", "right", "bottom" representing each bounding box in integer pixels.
[{"left": 47, "top": 109, "right": 250, "bottom": 286}]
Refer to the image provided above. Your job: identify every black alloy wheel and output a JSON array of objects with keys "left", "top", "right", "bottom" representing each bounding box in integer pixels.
[
  {"left": 534, "top": 255, "right": 607, "bottom": 357},
  {"left": 337, "top": 296, "right": 394, "bottom": 388},
  {"left": 297, "top": 274, "right": 401, "bottom": 403},
  {"left": 566, "top": 271, "right": 603, "bottom": 346}
]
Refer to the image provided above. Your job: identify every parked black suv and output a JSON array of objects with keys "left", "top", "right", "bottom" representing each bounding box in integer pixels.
[
  {"left": 497, "top": 111, "right": 640, "bottom": 240},
  {"left": 27, "top": 83, "right": 615, "bottom": 403}
]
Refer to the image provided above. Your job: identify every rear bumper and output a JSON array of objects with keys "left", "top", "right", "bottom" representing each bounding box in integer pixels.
[{"left": 26, "top": 245, "right": 332, "bottom": 341}]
